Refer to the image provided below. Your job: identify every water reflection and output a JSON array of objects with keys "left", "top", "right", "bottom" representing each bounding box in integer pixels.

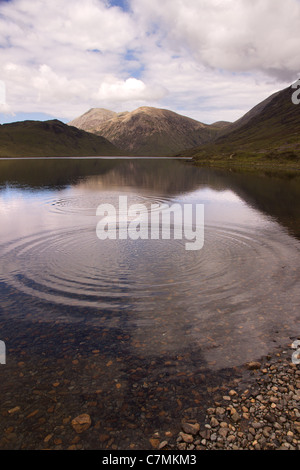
[
  {"left": 0, "top": 159, "right": 299, "bottom": 371},
  {"left": 0, "top": 158, "right": 299, "bottom": 238}
]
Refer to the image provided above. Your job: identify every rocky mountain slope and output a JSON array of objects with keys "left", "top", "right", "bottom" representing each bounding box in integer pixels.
[
  {"left": 69, "top": 106, "right": 222, "bottom": 156},
  {"left": 69, "top": 108, "right": 117, "bottom": 132}
]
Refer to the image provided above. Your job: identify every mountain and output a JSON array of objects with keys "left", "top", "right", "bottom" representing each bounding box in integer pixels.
[
  {"left": 223, "top": 90, "right": 282, "bottom": 134},
  {"left": 69, "top": 106, "right": 222, "bottom": 156},
  {"left": 182, "top": 85, "right": 300, "bottom": 164},
  {"left": 0, "top": 119, "right": 123, "bottom": 157},
  {"left": 68, "top": 108, "right": 117, "bottom": 131},
  {"left": 211, "top": 121, "right": 232, "bottom": 129}
]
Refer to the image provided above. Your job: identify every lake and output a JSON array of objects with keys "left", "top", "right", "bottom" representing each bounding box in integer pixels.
[{"left": 0, "top": 158, "right": 299, "bottom": 449}]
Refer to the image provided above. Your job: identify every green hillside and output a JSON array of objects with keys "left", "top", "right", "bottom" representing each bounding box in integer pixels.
[
  {"left": 0, "top": 119, "right": 124, "bottom": 157},
  {"left": 182, "top": 85, "right": 300, "bottom": 168}
]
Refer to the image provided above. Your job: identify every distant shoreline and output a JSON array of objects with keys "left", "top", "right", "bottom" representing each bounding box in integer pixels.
[
  {"left": 0, "top": 156, "right": 193, "bottom": 160},
  {"left": 191, "top": 158, "right": 300, "bottom": 172},
  {"left": 1, "top": 155, "right": 298, "bottom": 172}
]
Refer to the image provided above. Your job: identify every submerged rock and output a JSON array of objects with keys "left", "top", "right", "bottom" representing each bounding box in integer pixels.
[{"left": 71, "top": 414, "right": 91, "bottom": 434}]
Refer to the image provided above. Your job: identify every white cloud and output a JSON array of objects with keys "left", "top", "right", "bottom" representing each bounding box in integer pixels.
[
  {"left": 0, "top": 0, "right": 134, "bottom": 53},
  {"left": 0, "top": 0, "right": 140, "bottom": 118},
  {"left": 95, "top": 77, "right": 167, "bottom": 103},
  {"left": 0, "top": 80, "right": 6, "bottom": 105},
  {"left": 0, "top": 0, "right": 299, "bottom": 123},
  {"left": 32, "top": 65, "right": 87, "bottom": 102},
  {"left": 0, "top": 79, "right": 13, "bottom": 114},
  {"left": 131, "top": 0, "right": 300, "bottom": 80}
]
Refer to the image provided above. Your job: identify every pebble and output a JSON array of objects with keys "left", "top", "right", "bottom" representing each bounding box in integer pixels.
[
  {"left": 210, "top": 417, "right": 219, "bottom": 427},
  {"left": 179, "top": 432, "right": 194, "bottom": 443},
  {"left": 158, "top": 440, "right": 168, "bottom": 449},
  {"left": 181, "top": 422, "right": 200, "bottom": 435},
  {"left": 246, "top": 362, "right": 262, "bottom": 371},
  {"left": 8, "top": 407, "right": 21, "bottom": 415},
  {"left": 176, "top": 345, "right": 300, "bottom": 450},
  {"left": 43, "top": 434, "right": 53, "bottom": 443},
  {"left": 149, "top": 438, "right": 160, "bottom": 449},
  {"left": 71, "top": 414, "right": 91, "bottom": 434}
]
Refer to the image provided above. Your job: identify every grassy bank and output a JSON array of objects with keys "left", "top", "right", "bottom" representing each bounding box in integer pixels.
[{"left": 189, "top": 150, "right": 300, "bottom": 172}]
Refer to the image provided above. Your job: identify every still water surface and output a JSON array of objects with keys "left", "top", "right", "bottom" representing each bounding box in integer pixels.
[{"left": 0, "top": 158, "right": 299, "bottom": 448}]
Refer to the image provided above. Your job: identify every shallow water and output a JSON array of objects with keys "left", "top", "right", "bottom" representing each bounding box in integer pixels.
[{"left": 0, "top": 158, "right": 299, "bottom": 448}]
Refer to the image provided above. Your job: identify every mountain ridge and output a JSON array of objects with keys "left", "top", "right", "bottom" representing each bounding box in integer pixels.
[
  {"left": 2, "top": 83, "right": 300, "bottom": 164},
  {"left": 68, "top": 106, "right": 223, "bottom": 156},
  {"left": 0, "top": 119, "right": 124, "bottom": 157},
  {"left": 181, "top": 85, "right": 300, "bottom": 165},
  {"left": 69, "top": 108, "right": 118, "bottom": 132}
]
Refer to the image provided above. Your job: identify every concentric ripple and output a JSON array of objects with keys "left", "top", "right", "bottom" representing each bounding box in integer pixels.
[
  {"left": 0, "top": 222, "right": 299, "bottom": 316},
  {"left": 45, "top": 192, "right": 173, "bottom": 217}
]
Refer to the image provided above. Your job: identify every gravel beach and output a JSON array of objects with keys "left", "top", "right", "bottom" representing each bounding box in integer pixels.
[
  {"left": 175, "top": 342, "right": 300, "bottom": 451},
  {"left": 0, "top": 327, "right": 299, "bottom": 450}
]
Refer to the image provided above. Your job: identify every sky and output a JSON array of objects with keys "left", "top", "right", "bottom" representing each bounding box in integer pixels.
[{"left": 0, "top": 0, "right": 300, "bottom": 125}]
